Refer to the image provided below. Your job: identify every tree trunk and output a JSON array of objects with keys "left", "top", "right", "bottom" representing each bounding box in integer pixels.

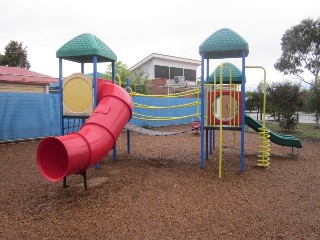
[
  {"left": 315, "top": 75, "right": 319, "bottom": 128},
  {"left": 315, "top": 112, "right": 320, "bottom": 129}
]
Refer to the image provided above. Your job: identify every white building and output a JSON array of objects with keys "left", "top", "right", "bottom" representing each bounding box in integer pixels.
[{"left": 130, "top": 53, "right": 201, "bottom": 93}]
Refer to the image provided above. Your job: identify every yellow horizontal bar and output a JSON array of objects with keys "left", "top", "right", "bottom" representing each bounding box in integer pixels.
[
  {"left": 133, "top": 101, "right": 200, "bottom": 109},
  {"left": 130, "top": 88, "right": 199, "bottom": 98},
  {"left": 133, "top": 113, "right": 198, "bottom": 121}
]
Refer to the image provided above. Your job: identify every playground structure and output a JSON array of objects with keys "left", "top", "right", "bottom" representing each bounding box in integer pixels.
[
  {"left": 37, "top": 33, "right": 132, "bottom": 189},
  {"left": 36, "top": 29, "right": 303, "bottom": 188},
  {"left": 198, "top": 28, "right": 249, "bottom": 177},
  {"left": 198, "top": 28, "right": 302, "bottom": 178},
  {"left": 126, "top": 28, "right": 302, "bottom": 177}
]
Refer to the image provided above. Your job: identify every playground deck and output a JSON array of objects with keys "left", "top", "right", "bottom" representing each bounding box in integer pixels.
[{"left": 0, "top": 126, "right": 319, "bottom": 239}]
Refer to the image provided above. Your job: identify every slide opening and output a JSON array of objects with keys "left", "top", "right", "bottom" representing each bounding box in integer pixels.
[{"left": 37, "top": 137, "right": 68, "bottom": 182}]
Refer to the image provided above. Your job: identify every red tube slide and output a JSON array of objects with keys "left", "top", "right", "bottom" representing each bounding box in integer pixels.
[{"left": 37, "top": 79, "right": 132, "bottom": 182}]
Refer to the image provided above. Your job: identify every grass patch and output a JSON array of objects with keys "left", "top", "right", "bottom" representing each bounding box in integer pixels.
[
  {"left": 290, "top": 123, "right": 320, "bottom": 139},
  {"left": 247, "top": 120, "right": 320, "bottom": 140}
]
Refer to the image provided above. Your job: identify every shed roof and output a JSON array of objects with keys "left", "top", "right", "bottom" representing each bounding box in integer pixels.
[
  {"left": 199, "top": 28, "right": 249, "bottom": 59},
  {"left": 208, "top": 62, "right": 242, "bottom": 84},
  {"left": 56, "top": 33, "right": 117, "bottom": 63},
  {"left": 0, "top": 66, "right": 58, "bottom": 85}
]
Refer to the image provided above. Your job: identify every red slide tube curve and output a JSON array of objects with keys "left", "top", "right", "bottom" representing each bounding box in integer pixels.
[{"left": 37, "top": 79, "right": 132, "bottom": 182}]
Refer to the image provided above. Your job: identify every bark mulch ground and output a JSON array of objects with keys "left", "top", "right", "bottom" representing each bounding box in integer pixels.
[{"left": 0, "top": 125, "right": 319, "bottom": 239}]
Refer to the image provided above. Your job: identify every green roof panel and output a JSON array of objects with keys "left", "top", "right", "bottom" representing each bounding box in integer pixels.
[
  {"left": 208, "top": 62, "right": 242, "bottom": 84},
  {"left": 56, "top": 33, "right": 117, "bottom": 63},
  {"left": 199, "top": 28, "right": 249, "bottom": 59}
]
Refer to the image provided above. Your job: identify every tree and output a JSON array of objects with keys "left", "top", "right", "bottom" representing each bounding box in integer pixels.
[
  {"left": 246, "top": 81, "right": 264, "bottom": 120},
  {"left": 0, "top": 40, "right": 31, "bottom": 69},
  {"left": 130, "top": 66, "right": 150, "bottom": 94},
  {"left": 267, "top": 81, "right": 303, "bottom": 131},
  {"left": 274, "top": 17, "right": 320, "bottom": 127},
  {"left": 103, "top": 61, "right": 150, "bottom": 94},
  {"left": 103, "top": 61, "right": 131, "bottom": 88},
  {"left": 246, "top": 91, "right": 256, "bottom": 112},
  {"left": 275, "top": 17, "right": 320, "bottom": 85},
  {"left": 304, "top": 79, "right": 320, "bottom": 128}
]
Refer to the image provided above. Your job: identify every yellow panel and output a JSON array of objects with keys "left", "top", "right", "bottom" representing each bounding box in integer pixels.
[{"left": 62, "top": 73, "right": 93, "bottom": 115}]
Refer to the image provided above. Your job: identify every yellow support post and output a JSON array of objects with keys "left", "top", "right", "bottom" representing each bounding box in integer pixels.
[
  {"left": 229, "top": 71, "right": 232, "bottom": 128},
  {"left": 206, "top": 84, "right": 209, "bottom": 126},
  {"left": 197, "top": 87, "right": 200, "bottom": 118},
  {"left": 237, "top": 84, "right": 240, "bottom": 127},
  {"left": 219, "top": 64, "right": 223, "bottom": 178},
  {"left": 246, "top": 66, "right": 270, "bottom": 167},
  {"left": 115, "top": 74, "right": 121, "bottom": 86},
  {"left": 213, "top": 71, "right": 217, "bottom": 126}
]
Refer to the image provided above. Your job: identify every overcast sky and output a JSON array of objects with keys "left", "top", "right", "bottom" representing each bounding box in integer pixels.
[{"left": 1, "top": 0, "right": 319, "bottom": 90}]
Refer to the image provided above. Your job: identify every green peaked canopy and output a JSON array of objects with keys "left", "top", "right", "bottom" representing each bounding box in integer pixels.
[
  {"left": 208, "top": 62, "right": 242, "bottom": 84},
  {"left": 199, "top": 28, "right": 249, "bottom": 59},
  {"left": 56, "top": 33, "right": 117, "bottom": 63}
]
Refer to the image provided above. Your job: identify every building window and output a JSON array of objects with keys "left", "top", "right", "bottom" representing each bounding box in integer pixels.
[
  {"left": 184, "top": 69, "right": 196, "bottom": 81},
  {"left": 154, "top": 65, "right": 169, "bottom": 79},
  {"left": 170, "top": 67, "right": 183, "bottom": 79}
]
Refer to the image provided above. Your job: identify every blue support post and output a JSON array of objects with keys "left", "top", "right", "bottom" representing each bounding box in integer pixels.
[
  {"left": 113, "top": 147, "right": 117, "bottom": 161},
  {"left": 206, "top": 59, "right": 210, "bottom": 83},
  {"left": 126, "top": 77, "right": 130, "bottom": 92},
  {"left": 81, "top": 62, "right": 85, "bottom": 127},
  {"left": 58, "top": 58, "right": 64, "bottom": 136},
  {"left": 240, "top": 50, "right": 246, "bottom": 172},
  {"left": 210, "top": 130, "right": 214, "bottom": 154},
  {"left": 212, "top": 130, "right": 215, "bottom": 150},
  {"left": 200, "top": 54, "right": 205, "bottom": 169},
  {"left": 81, "top": 62, "right": 84, "bottom": 74},
  {"left": 127, "top": 130, "right": 130, "bottom": 154},
  {"left": 112, "top": 60, "right": 117, "bottom": 161},
  {"left": 93, "top": 56, "right": 100, "bottom": 169},
  {"left": 206, "top": 129, "right": 209, "bottom": 160},
  {"left": 112, "top": 61, "right": 115, "bottom": 84},
  {"left": 93, "top": 56, "right": 98, "bottom": 108},
  {"left": 206, "top": 59, "right": 213, "bottom": 155},
  {"left": 126, "top": 77, "right": 131, "bottom": 154}
]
